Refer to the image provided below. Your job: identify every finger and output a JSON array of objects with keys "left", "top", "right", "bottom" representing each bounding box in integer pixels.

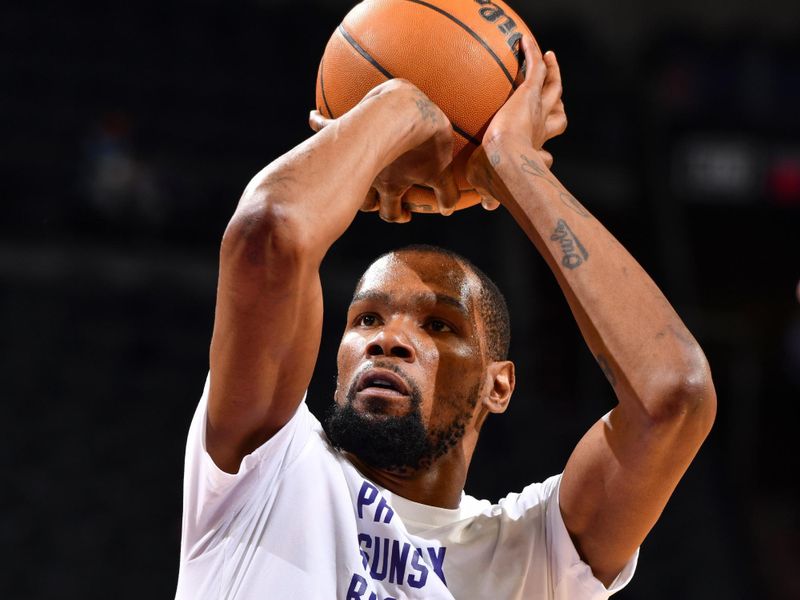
[
  {"left": 309, "top": 110, "right": 333, "bottom": 133},
  {"left": 474, "top": 184, "right": 501, "bottom": 211},
  {"left": 378, "top": 189, "right": 411, "bottom": 223},
  {"left": 541, "top": 51, "right": 564, "bottom": 112},
  {"left": 481, "top": 195, "right": 501, "bottom": 211},
  {"left": 360, "top": 188, "right": 379, "bottom": 212},
  {"left": 431, "top": 164, "right": 459, "bottom": 216},
  {"left": 520, "top": 35, "right": 546, "bottom": 89}
]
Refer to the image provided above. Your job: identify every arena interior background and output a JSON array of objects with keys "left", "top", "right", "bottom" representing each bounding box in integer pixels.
[{"left": 2, "top": 0, "right": 799, "bottom": 598}]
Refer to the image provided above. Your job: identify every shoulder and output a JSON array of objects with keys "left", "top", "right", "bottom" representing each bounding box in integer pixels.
[{"left": 460, "top": 474, "right": 561, "bottom": 521}]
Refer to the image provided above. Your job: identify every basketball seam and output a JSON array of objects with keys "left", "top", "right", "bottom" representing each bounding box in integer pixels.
[
  {"left": 319, "top": 57, "right": 335, "bottom": 118},
  {"left": 336, "top": 24, "right": 482, "bottom": 147},
  {"left": 401, "top": 0, "right": 515, "bottom": 85},
  {"left": 337, "top": 24, "right": 393, "bottom": 80}
]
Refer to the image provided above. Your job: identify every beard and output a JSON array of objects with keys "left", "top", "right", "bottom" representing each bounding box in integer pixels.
[{"left": 324, "top": 363, "right": 479, "bottom": 473}]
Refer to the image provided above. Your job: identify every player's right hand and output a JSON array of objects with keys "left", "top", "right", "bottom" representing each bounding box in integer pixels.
[{"left": 309, "top": 79, "right": 458, "bottom": 223}]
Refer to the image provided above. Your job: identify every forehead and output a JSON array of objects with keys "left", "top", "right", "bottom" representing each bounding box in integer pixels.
[{"left": 354, "top": 252, "right": 477, "bottom": 310}]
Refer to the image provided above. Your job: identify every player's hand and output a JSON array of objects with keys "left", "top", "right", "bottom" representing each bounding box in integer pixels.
[
  {"left": 309, "top": 80, "right": 458, "bottom": 222},
  {"left": 467, "top": 36, "right": 567, "bottom": 209}
]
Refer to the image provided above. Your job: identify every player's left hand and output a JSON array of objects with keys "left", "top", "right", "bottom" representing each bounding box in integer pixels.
[{"left": 467, "top": 36, "right": 567, "bottom": 210}]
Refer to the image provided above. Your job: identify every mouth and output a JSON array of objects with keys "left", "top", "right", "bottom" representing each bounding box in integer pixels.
[{"left": 355, "top": 368, "right": 411, "bottom": 398}]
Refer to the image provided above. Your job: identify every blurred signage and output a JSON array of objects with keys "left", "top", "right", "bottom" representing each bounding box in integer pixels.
[{"left": 673, "top": 135, "right": 800, "bottom": 206}]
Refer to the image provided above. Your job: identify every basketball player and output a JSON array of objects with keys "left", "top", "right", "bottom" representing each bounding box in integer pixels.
[{"left": 176, "top": 36, "right": 716, "bottom": 599}]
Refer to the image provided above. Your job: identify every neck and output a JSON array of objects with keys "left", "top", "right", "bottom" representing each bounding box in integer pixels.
[{"left": 344, "top": 445, "right": 471, "bottom": 509}]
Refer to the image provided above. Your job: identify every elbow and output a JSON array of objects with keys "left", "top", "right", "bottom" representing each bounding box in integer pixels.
[
  {"left": 642, "top": 348, "right": 717, "bottom": 434},
  {"left": 222, "top": 181, "right": 314, "bottom": 270}
]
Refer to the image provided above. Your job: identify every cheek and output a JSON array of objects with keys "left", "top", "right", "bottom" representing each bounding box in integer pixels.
[
  {"left": 423, "top": 341, "right": 483, "bottom": 418},
  {"left": 430, "top": 337, "right": 482, "bottom": 375},
  {"left": 336, "top": 333, "right": 363, "bottom": 382}
]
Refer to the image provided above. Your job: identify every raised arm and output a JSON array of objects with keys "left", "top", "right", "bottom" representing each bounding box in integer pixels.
[
  {"left": 208, "top": 80, "right": 456, "bottom": 473},
  {"left": 468, "top": 38, "right": 716, "bottom": 585}
]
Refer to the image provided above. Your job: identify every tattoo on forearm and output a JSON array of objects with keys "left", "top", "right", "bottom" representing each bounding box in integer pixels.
[
  {"left": 550, "top": 219, "right": 588, "bottom": 269},
  {"left": 520, "top": 154, "right": 590, "bottom": 218},
  {"left": 596, "top": 354, "right": 617, "bottom": 387},
  {"left": 490, "top": 151, "right": 501, "bottom": 166},
  {"left": 415, "top": 96, "right": 439, "bottom": 124},
  {"left": 520, "top": 154, "right": 548, "bottom": 177}
]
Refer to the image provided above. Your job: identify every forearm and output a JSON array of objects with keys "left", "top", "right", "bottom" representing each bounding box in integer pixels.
[{"left": 478, "top": 136, "right": 714, "bottom": 420}]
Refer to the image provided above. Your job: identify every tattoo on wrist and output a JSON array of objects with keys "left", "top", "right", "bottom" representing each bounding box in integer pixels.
[
  {"left": 596, "top": 354, "right": 617, "bottom": 387},
  {"left": 414, "top": 95, "right": 439, "bottom": 124},
  {"left": 520, "top": 154, "right": 590, "bottom": 218},
  {"left": 550, "top": 219, "right": 588, "bottom": 269}
]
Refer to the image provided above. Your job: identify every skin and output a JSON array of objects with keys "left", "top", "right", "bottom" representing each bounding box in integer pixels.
[
  {"left": 206, "top": 35, "right": 716, "bottom": 589},
  {"left": 333, "top": 251, "right": 514, "bottom": 508}
]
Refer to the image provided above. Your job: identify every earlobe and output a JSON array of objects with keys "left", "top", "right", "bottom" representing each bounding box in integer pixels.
[{"left": 484, "top": 361, "right": 515, "bottom": 414}]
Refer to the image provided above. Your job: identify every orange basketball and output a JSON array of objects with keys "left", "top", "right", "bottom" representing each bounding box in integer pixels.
[{"left": 315, "top": 0, "right": 534, "bottom": 213}]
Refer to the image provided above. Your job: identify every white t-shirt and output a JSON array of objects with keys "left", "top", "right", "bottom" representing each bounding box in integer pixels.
[{"left": 176, "top": 378, "right": 638, "bottom": 599}]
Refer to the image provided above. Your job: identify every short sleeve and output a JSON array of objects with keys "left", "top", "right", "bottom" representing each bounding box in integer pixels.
[
  {"left": 536, "top": 474, "right": 638, "bottom": 598},
  {"left": 179, "top": 374, "right": 315, "bottom": 561}
]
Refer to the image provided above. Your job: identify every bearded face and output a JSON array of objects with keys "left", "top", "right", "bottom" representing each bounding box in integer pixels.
[{"left": 325, "top": 252, "right": 487, "bottom": 473}]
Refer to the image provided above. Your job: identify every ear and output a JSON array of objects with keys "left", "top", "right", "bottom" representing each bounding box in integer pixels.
[{"left": 482, "top": 360, "right": 515, "bottom": 414}]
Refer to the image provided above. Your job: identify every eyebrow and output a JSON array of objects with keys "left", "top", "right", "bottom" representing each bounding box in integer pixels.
[{"left": 350, "top": 290, "right": 469, "bottom": 316}]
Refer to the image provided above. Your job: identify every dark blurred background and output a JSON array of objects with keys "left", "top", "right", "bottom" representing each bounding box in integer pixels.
[{"left": 2, "top": 0, "right": 799, "bottom": 598}]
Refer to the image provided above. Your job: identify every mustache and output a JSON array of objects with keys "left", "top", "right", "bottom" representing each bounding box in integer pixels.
[{"left": 345, "top": 360, "right": 421, "bottom": 406}]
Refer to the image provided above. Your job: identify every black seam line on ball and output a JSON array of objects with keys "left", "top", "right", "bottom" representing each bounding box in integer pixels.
[
  {"left": 402, "top": 0, "right": 514, "bottom": 85},
  {"left": 453, "top": 126, "right": 481, "bottom": 148},
  {"left": 319, "top": 57, "right": 336, "bottom": 118},
  {"left": 338, "top": 24, "right": 394, "bottom": 79},
  {"left": 337, "top": 24, "right": 481, "bottom": 147}
]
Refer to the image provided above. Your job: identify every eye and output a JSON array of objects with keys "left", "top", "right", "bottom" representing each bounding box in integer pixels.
[
  {"left": 356, "top": 313, "right": 380, "bottom": 327},
  {"left": 425, "top": 319, "right": 453, "bottom": 333}
]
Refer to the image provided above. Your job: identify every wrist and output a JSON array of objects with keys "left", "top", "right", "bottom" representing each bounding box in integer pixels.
[
  {"left": 483, "top": 131, "right": 535, "bottom": 163},
  {"left": 345, "top": 82, "right": 433, "bottom": 169}
]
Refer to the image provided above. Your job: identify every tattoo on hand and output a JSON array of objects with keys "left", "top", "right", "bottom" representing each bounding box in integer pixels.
[
  {"left": 596, "top": 354, "right": 617, "bottom": 387},
  {"left": 415, "top": 96, "right": 439, "bottom": 124},
  {"left": 550, "top": 219, "right": 588, "bottom": 269},
  {"left": 520, "top": 154, "right": 590, "bottom": 218}
]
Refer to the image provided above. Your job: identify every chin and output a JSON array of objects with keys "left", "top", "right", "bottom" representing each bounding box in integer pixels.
[{"left": 353, "top": 394, "right": 413, "bottom": 418}]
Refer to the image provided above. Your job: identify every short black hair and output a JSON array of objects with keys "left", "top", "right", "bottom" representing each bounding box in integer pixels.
[{"left": 359, "top": 244, "right": 511, "bottom": 361}]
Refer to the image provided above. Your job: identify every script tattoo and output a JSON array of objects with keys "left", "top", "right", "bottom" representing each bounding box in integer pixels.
[
  {"left": 596, "top": 354, "right": 617, "bottom": 387},
  {"left": 415, "top": 95, "right": 439, "bottom": 124},
  {"left": 520, "top": 154, "right": 590, "bottom": 218},
  {"left": 550, "top": 219, "right": 588, "bottom": 269}
]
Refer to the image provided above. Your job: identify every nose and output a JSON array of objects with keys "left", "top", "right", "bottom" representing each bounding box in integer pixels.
[{"left": 365, "top": 319, "right": 416, "bottom": 362}]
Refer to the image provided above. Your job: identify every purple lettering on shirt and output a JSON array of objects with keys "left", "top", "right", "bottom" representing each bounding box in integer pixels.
[
  {"left": 427, "top": 546, "right": 448, "bottom": 586},
  {"left": 345, "top": 574, "right": 368, "bottom": 600},
  {"left": 358, "top": 533, "right": 372, "bottom": 569},
  {"left": 369, "top": 536, "right": 389, "bottom": 581},
  {"left": 357, "top": 482, "right": 379, "bottom": 519},
  {"left": 388, "top": 540, "right": 410, "bottom": 585},
  {"left": 374, "top": 495, "right": 395, "bottom": 524},
  {"left": 407, "top": 548, "right": 429, "bottom": 589}
]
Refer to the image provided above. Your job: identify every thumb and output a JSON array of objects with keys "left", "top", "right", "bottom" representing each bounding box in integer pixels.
[{"left": 309, "top": 110, "right": 333, "bottom": 133}]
